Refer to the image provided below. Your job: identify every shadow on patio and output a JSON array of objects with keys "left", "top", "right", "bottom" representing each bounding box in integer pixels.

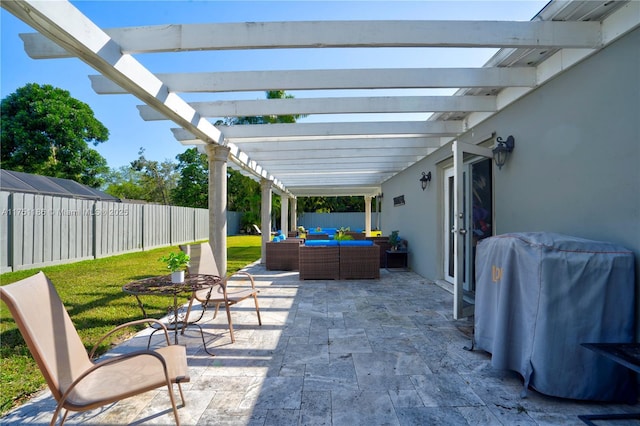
[{"left": 2, "top": 263, "right": 638, "bottom": 425}]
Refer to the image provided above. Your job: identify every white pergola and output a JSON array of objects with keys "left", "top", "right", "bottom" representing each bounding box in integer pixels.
[{"left": 4, "top": 0, "right": 638, "bottom": 273}]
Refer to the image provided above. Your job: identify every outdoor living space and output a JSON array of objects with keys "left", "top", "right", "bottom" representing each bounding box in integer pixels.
[{"left": 3, "top": 263, "right": 637, "bottom": 426}]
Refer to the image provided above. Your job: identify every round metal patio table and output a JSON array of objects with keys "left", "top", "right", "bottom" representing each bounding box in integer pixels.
[{"left": 122, "top": 274, "right": 221, "bottom": 356}]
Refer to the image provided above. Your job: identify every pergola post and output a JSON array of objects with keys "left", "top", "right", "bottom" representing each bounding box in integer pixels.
[
  {"left": 260, "top": 179, "right": 273, "bottom": 263},
  {"left": 376, "top": 196, "right": 382, "bottom": 231},
  {"left": 290, "top": 198, "right": 298, "bottom": 233},
  {"left": 280, "top": 194, "right": 289, "bottom": 236},
  {"left": 205, "top": 144, "right": 230, "bottom": 277},
  {"left": 364, "top": 195, "right": 372, "bottom": 237}
]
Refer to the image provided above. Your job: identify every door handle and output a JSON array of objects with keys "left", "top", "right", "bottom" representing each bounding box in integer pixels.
[{"left": 459, "top": 229, "right": 467, "bottom": 235}]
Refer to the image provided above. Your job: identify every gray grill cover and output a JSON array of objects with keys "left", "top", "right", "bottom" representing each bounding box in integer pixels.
[{"left": 474, "top": 232, "right": 636, "bottom": 401}]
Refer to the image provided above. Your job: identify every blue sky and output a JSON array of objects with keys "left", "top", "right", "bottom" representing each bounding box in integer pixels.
[{"left": 1, "top": 1, "right": 548, "bottom": 170}]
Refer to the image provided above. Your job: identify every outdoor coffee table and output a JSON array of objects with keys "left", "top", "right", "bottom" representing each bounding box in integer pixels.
[{"left": 123, "top": 274, "right": 220, "bottom": 356}]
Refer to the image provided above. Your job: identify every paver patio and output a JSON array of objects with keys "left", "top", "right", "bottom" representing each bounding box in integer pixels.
[{"left": 2, "top": 263, "right": 638, "bottom": 425}]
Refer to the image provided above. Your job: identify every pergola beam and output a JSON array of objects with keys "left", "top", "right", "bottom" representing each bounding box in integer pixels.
[
  {"left": 91, "top": 68, "right": 537, "bottom": 94},
  {"left": 289, "top": 185, "right": 382, "bottom": 197},
  {"left": 248, "top": 148, "right": 432, "bottom": 160},
  {"left": 234, "top": 138, "right": 444, "bottom": 151},
  {"left": 137, "top": 96, "right": 497, "bottom": 120},
  {"left": 171, "top": 122, "right": 462, "bottom": 146},
  {"left": 1, "top": 0, "right": 289, "bottom": 195},
  {"left": 216, "top": 121, "right": 464, "bottom": 140},
  {"left": 261, "top": 163, "right": 416, "bottom": 172},
  {"left": 19, "top": 20, "right": 602, "bottom": 59}
]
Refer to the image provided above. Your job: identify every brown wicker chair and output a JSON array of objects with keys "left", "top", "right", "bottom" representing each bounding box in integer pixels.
[
  {"left": 339, "top": 244, "right": 380, "bottom": 279},
  {"left": 299, "top": 245, "right": 340, "bottom": 280},
  {"left": 265, "top": 239, "right": 303, "bottom": 271}
]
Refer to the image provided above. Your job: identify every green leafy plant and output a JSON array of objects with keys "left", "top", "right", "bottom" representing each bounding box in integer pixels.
[
  {"left": 389, "top": 230, "right": 401, "bottom": 249},
  {"left": 159, "top": 251, "right": 190, "bottom": 272},
  {"left": 334, "top": 226, "right": 354, "bottom": 241}
]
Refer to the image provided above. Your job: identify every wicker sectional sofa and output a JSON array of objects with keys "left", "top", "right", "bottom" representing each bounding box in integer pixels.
[
  {"left": 299, "top": 240, "right": 380, "bottom": 280},
  {"left": 266, "top": 236, "right": 385, "bottom": 279}
]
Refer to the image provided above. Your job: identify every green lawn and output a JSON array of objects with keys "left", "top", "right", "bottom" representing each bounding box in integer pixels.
[{"left": 0, "top": 235, "right": 261, "bottom": 415}]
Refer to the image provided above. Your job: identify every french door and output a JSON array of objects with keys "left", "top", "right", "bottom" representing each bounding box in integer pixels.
[{"left": 445, "top": 141, "right": 493, "bottom": 319}]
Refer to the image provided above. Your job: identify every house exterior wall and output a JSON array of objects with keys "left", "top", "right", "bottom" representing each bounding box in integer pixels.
[{"left": 382, "top": 28, "right": 639, "bottom": 318}]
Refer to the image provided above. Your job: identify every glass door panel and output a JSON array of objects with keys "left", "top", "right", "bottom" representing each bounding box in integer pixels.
[{"left": 451, "top": 141, "right": 493, "bottom": 319}]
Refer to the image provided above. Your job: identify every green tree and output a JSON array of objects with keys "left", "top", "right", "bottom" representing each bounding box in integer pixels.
[
  {"left": 103, "top": 166, "right": 148, "bottom": 200},
  {"left": 227, "top": 169, "right": 261, "bottom": 232},
  {"left": 1, "top": 83, "right": 109, "bottom": 187},
  {"left": 297, "top": 196, "right": 367, "bottom": 213},
  {"left": 172, "top": 148, "right": 209, "bottom": 208},
  {"left": 221, "top": 90, "right": 306, "bottom": 126},
  {"left": 130, "top": 148, "right": 177, "bottom": 204}
]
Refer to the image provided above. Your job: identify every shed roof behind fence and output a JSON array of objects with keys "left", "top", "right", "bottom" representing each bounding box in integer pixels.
[{"left": 0, "top": 169, "right": 120, "bottom": 201}]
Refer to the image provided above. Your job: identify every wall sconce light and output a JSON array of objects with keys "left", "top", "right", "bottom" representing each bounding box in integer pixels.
[
  {"left": 419, "top": 171, "right": 432, "bottom": 190},
  {"left": 492, "top": 135, "right": 515, "bottom": 170}
]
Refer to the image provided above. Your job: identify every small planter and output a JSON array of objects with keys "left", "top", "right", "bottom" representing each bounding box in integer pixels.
[
  {"left": 171, "top": 270, "right": 185, "bottom": 284},
  {"left": 159, "top": 251, "right": 190, "bottom": 283},
  {"left": 388, "top": 230, "right": 401, "bottom": 252}
]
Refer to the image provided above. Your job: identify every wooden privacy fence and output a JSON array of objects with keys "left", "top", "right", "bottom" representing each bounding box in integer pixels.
[{"left": 0, "top": 191, "right": 210, "bottom": 273}]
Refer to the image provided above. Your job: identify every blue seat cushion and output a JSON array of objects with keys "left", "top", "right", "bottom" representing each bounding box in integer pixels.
[
  {"left": 338, "top": 240, "right": 373, "bottom": 246},
  {"left": 304, "top": 240, "right": 338, "bottom": 246}
]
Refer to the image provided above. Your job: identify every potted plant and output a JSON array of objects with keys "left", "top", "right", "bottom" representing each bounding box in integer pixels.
[
  {"left": 334, "top": 226, "right": 354, "bottom": 241},
  {"left": 159, "top": 251, "right": 190, "bottom": 283},
  {"left": 388, "top": 230, "right": 401, "bottom": 251}
]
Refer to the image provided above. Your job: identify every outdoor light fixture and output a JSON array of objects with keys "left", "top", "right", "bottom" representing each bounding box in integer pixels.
[
  {"left": 493, "top": 135, "right": 515, "bottom": 170},
  {"left": 420, "top": 171, "right": 432, "bottom": 190}
]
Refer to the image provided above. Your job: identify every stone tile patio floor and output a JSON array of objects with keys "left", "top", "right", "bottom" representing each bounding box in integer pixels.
[{"left": 2, "top": 263, "right": 638, "bottom": 425}]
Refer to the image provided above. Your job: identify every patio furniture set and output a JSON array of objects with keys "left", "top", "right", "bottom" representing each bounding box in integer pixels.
[
  {"left": 266, "top": 229, "right": 408, "bottom": 279},
  {"left": 0, "top": 242, "right": 262, "bottom": 425}
]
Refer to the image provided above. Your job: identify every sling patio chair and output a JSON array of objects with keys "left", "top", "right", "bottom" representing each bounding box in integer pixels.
[
  {"left": 0, "top": 271, "right": 190, "bottom": 426},
  {"left": 180, "top": 243, "right": 262, "bottom": 343}
]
